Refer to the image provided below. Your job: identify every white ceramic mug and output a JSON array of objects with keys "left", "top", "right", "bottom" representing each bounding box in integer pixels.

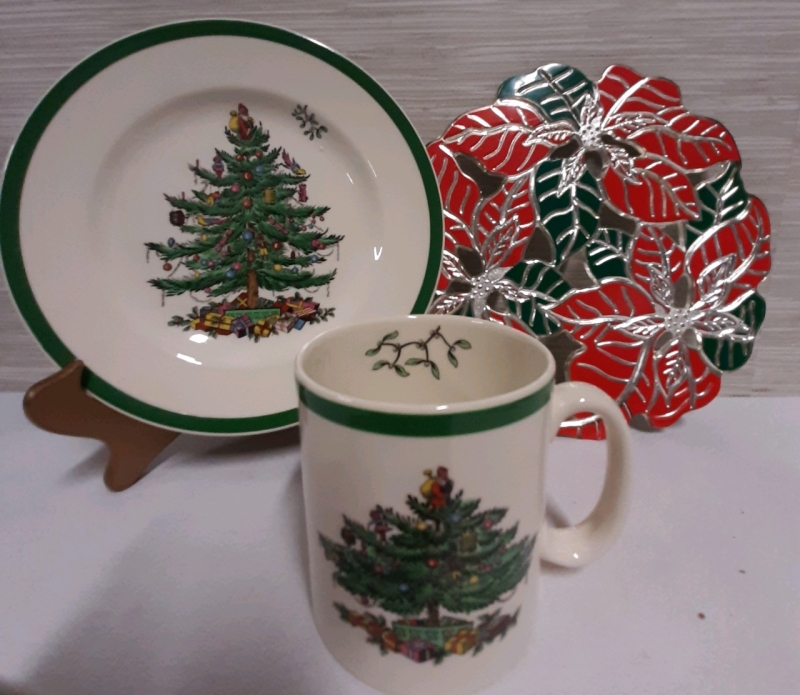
[{"left": 295, "top": 314, "right": 632, "bottom": 695}]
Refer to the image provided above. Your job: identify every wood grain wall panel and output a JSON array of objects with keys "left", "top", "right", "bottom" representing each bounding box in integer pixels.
[{"left": 1, "top": 0, "right": 798, "bottom": 393}]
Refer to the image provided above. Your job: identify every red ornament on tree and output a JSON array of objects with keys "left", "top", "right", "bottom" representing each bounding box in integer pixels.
[
  {"left": 426, "top": 558, "right": 439, "bottom": 569},
  {"left": 231, "top": 183, "right": 240, "bottom": 193},
  {"left": 374, "top": 565, "right": 384, "bottom": 574},
  {"left": 169, "top": 210, "right": 185, "bottom": 226},
  {"left": 243, "top": 171, "right": 253, "bottom": 181},
  {"left": 242, "top": 197, "right": 252, "bottom": 209},
  {"left": 163, "top": 263, "right": 172, "bottom": 271},
  {"left": 255, "top": 150, "right": 263, "bottom": 158},
  {"left": 483, "top": 518, "right": 493, "bottom": 529},
  {"left": 193, "top": 254, "right": 199, "bottom": 261},
  {"left": 272, "top": 242, "right": 282, "bottom": 250},
  {"left": 236, "top": 154, "right": 244, "bottom": 161}
]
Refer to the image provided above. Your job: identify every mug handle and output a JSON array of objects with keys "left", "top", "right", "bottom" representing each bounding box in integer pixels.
[{"left": 539, "top": 382, "right": 633, "bottom": 569}]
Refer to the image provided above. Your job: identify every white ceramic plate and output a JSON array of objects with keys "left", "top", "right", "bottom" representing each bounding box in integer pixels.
[{"left": 0, "top": 20, "right": 442, "bottom": 434}]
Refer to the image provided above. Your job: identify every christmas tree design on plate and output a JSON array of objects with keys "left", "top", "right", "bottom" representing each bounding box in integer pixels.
[
  {"left": 320, "top": 469, "right": 535, "bottom": 663},
  {"left": 146, "top": 103, "right": 343, "bottom": 341}
]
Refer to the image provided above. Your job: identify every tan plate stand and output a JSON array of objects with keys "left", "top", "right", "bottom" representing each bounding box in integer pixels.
[{"left": 23, "top": 361, "right": 179, "bottom": 491}]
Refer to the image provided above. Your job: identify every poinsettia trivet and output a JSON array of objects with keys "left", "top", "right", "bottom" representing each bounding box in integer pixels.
[{"left": 427, "top": 64, "right": 771, "bottom": 438}]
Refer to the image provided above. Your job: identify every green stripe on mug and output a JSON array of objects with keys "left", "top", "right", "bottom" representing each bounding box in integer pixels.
[{"left": 297, "top": 381, "right": 553, "bottom": 437}]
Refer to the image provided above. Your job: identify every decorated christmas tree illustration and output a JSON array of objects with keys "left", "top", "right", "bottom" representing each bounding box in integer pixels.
[
  {"left": 320, "top": 469, "right": 535, "bottom": 663},
  {"left": 146, "top": 103, "right": 343, "bottom": 340}
]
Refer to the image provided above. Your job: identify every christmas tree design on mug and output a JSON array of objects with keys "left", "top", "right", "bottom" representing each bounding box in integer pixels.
[
  {"left": 320, "top": 470, "right": 535, "bottom": 663},
  {"left": 146, "top": 103, "right": 343, "bottom": 341}
]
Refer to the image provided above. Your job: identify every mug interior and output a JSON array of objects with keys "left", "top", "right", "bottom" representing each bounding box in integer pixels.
[{"left": 296, "top": 315, "right": 553, "bottom": 412}]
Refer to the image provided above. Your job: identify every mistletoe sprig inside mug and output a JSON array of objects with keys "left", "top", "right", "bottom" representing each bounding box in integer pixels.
[{"left": 427, "top": 64, "right": 771, "bottom": 437}]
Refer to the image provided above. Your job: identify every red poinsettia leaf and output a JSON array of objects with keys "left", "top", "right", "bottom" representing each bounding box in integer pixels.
[
  {"left": 647, "top": 344, "right": 721, "bottom": 429},
  {"left": 637, "top": 110, "right": 738, "bottom": 171},
  {"left": 628, "top": 226, "right": 685, "bottom": 295},
  {"left": 557, "top": 414, "right": 607, "bottom": 440},
  {"left": 477, "top": 175, "right": 536, "bottom": 268},
  {"left": 441, "top": 99, "right": 569, "bottom": 176},
  {"left": 603, "top": 155, "right": 699, "bottom": 223},
  {"left": 549, "top": 279, "right": 656, "bottom": 334},
  {"left": 685, "top": 196, "right": 771, "bottom": 309},
  {"left": 597, "top": 65, "right": 682, "bottom": 117},
  {"left": 599, "top": 65, "right": 739, "bottom": 172},
  {"left": 427, "top": 140, "right": 481, "bottom": 250}
]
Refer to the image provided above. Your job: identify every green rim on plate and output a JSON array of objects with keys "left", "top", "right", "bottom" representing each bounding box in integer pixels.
[
  {"left": 297, "top": 381, "right": 553, "bottom": 437},
  {"left": 0, "top": 20, "right": 444, "bottom": 434}
]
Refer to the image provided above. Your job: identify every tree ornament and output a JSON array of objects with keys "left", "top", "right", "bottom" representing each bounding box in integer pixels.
[
  {"left": 291, "top": 267, "right": 299, "bottom": 274},
  {"left": 272, "top": 242, "right": 282, "bottom": 250},
  {"left": 302, "top": 225, "right": 307, "bottom": 231},
  {"left": 193, "top": 271, "right": 200, "bottom": 278},
  {"left": 264, "top": 188, "right": 276, "bottom": 204},
  {"left": 206, "top": 195, "right": 214, "bottom": 204},
  {"left": 290, "top": 251, "right": 296, "bottom": 259},
  {"left": 243, "top": 171, "right": 253, "bottom": 181},
  {"left": 215, "top": 244, "right": 223, "bottom": 252},
  {"left": 426, "top": 558, "right": 439, "bottom": 569},
  {"left": 451, "top": 571, "right": 462, "bottom": 580},
  {"left": 255, "top": 150, "right": 263, "bottom": 158},
  {"left": 398, "top": 583, "right": 409, "bottom": 592},
  {"left": 243, "top": 230, "right": 254, "bottom": 241},
  {"left": 274, "top": 264, "right": 282, "bottom": 272},
  {"left": 207, "top": 260, "right": 215, "bottom": 268},
  {"left": 255, "top": 165, "right": 264, "bottom": 174},
  {"left": 469, "top": 575, "right": 479, "bottom": 585},
  {"left": 415, "top": 521, "right": 428, "bottom": 532},
  {"left": 450, "top": 514, "right": 462, "bottom": 523},
  {"left": 231, "top": 183, "right": 240, "bottom": 193},
  {"left": 167, "top": 237, "right": 175, "bottom": 247},
  {"left": 204, "top": 287, "right": 211, "bottom": 294},
  {"left": 236, "top": 154, "right": 244, "bottom": 161},
  {"left": 319, "top": 243, "right": 326, "bottom": 250},
  {"left": 232, "top": 262, "right": 241, "bottom": 271},
  {"left": 242, "top": 197, "right": 252, "bottom": 209},
  {"left": 341, "top": 527, "right": 356, "bottom": 546},
  {"left": 374, "top": 565, "right": 383, "bottom": 574},
  {"left": 320, "top": 216, "right": 325, "bottom": 221},
  {"left": 311, "top": 254, "right": 319, "bottom": 262},
  {"left": 196, "top": 215, "right": 206, "bottom": 226},
  {"left": 201, "top": 234, "right": 208, "bottom": 242},
  {"left": 193, "top": 254, "right": 200, "bottom": 261},
  {"left": 311, "top": 239, "right": 320, "bottom": 249},
  {"left": 169, "top": 210, "right": 185, "bottom": 226},
  {"left": 459, "top": 529, "right": 478, "bottom": 554},
  {"left": 259, "top": 247, "right": 267, "bottom": 256},
  {"left": 163, "top": 263, "right": 172, "bottom": 271},
  {"left": 483, "top": 518, "right": 494, "bottom": 529},
  {"left": 226, "top": 269, "right": 235, "bottom": 279}
]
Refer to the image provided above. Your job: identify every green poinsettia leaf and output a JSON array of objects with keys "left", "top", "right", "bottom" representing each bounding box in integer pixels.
[
  {"left": 394, "top": 365, "right": 410, "bottom": 377},
  {"left": 534, "top": 159, "right": 601, "bottom": 262},
  {"left": 702, "top": 293, "right": 766, "bottom": 371},
  {"left": 585, "top": 227, "right": 632, "bottom": 280},
  {"left": 497, "top": 64, "right": 593, "bottom": 126},
  {"left": 505, "top": 262, "right": 572, "bottom": 336},
  {"left": 686, "top": 164, "right": 749, "bottom": 246},
  {"left": 373, "top": 360, "right": 390, "bottom": 370},
  {"left": 453, "top": 339, "right": 471, "bottom": 349}
]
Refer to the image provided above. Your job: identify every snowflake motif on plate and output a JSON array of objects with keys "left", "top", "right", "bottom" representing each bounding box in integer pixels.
[{"left": 426, "top": 64, "right": 771, "bottom": 437}]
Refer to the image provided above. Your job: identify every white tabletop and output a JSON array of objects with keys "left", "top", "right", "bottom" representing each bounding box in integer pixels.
[{"left": 0, "top": 393, "right": 798, "bottom": 695}]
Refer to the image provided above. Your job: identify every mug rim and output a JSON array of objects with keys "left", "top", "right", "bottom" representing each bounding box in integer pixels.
[{"left": 294, "top": 315, "right": 555, "bottom": 436}]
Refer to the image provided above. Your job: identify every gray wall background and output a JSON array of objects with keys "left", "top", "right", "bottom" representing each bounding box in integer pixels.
[{"left": 1, "top": 0, "right": 798, "bottom": 395}]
